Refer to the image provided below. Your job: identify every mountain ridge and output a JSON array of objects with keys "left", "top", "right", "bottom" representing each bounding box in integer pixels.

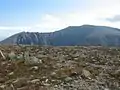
[{"left": 1, "top": 25, "right": 120, "bottom": 46}]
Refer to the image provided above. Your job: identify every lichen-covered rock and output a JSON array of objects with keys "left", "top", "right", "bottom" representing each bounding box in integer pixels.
[
  {"left": 8, "top": 51, "right": 16, "bottom": 60},
  {"left": 82, "top": 69, "right": 91, "bottom": 78},
  {"left": 25, "top": 56, "right": 42, "bottom": 65}
]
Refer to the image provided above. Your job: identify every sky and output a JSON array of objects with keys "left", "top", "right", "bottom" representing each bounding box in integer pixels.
[{"left": 0, "top": 0, "right": 120, "bottom": 40}]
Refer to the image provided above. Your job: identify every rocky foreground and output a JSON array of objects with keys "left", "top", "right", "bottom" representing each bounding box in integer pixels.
[{"left": 0, "top": 45, "right": 120, "bottom": 90}]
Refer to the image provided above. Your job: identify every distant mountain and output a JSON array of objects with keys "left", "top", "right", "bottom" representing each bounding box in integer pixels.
[
  {"left": 0, "top": 32, "right": 52, "bottom": 45},
  {"left": 1, "top": 25, "right": 120, "bottom": 46}
]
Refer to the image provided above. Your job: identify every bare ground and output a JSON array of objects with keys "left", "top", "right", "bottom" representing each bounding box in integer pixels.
[{"left": 0, "top": 45, "right": 120, "bottom": 90}]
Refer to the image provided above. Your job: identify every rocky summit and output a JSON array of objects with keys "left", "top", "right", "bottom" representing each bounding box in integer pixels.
[{"left": 0, "top": 45, "right": 120, "bottom": 90}]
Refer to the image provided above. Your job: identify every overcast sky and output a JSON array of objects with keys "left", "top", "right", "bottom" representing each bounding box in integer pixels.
[{"left": 0, "top": 0, "right": 120, "bottom": 40}]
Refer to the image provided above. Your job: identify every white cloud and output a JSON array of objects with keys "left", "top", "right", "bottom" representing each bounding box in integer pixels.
[
  {"left": 0, "top": 26, "right": 30, "bottom": 30},
  {"left": 0, "top": 26, "right": 31, "bottom": 40},
  {"left": 26, "top": 13, "right": 97, "bottom": 32}
]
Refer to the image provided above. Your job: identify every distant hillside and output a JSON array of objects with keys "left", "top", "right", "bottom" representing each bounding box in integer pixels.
[
  {"left": 0, "top": 32, "right": 52, "bottom": 45},
  {"left": 1, "top": 25, "right": 120, "bottom": 46}
]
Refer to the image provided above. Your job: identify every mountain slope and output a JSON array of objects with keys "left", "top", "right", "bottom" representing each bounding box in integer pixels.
[
  {"left": 1, "top": 25, "right": 120, "bottom": 46},
  {"left": 0, "top": 32, "right": 52, "bottom": 45},
  {"left": 51, "top": 25, "right": 120, "bottom": 46}
]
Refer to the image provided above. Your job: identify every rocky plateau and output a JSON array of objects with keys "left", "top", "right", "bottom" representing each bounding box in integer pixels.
[{"left": 0, "top": 45, "right": 120, "bottom": 90}]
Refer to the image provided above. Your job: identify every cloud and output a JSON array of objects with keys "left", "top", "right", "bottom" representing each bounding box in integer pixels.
[
  {"left": 28, "top": 12, "right": 120, "bottom": 33},
  {"left": 0, "top": 26, "right": 31, "bottom": 41},
  {"left": 27, "top": 13, "right": 99, "bottom": 32},
  {"left": 25, "top": 13, "right": 87, "bottom": 32},
  {"left": 1, "top": 11, "right": 120, "bottom": 34},
  {"left": 0, "top": 26, "right": 30, "bottom": 31},
  {"left": 106, "top": 15, "right": 120, "bottom": 22}
]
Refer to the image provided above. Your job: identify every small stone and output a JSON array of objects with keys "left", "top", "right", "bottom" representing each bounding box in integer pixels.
[
  {"left": 30, "top": 66, "right": 39, "bottom": 70},
  {"left": 8, "top": 72, "right": 14, "bottom": 76},
  {"left": 82, "top": 69, "right": 91, "bottom": 78},
  {"left": 65, "top": 77, "right": 72, "bottom": 82},
  {"left": 17, "top": 54, "right": 24, "bottom": 60},
  {"left": 51, "top": 72, "right": 56, "bottom": 76},
  {"left": 30, "top": 79, "right": 40, "bottom": 84},
  {"left": 45, "top": 79, "right": 49, "bottom": 82},
  {"left": 31, "top": 57, "right": 42, "bottom": 63},
  {"left": 0, "top": 85, "right": 6, "bottom": 89},
  {"left": 54, "top": 85, "right": 58, "bottom": 88},
  {"left": 13, "top": 78, "right": 28, "bottom": 88},
  {"left": 0, "top": 50, "right": 6, "bottom": 59},
  {"left": 25, "top": 56, "right": 42, "bottom": 65},
  {"left": 43, "top": 83, "right": 50, "bottom": 86},
  {"left": 104, "top": 88, "right": 109, "bottom": 90},
  {"left": 8, "top": 51, "right": 16, "bottom": 60}
]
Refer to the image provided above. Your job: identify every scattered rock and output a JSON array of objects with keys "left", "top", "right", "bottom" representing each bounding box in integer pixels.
[
  {"left": 30, "top": 79, "right": 40, "bottom": 84},
  {"left": 17, "top": 54, "right": 24, "bottom": 60},
  {"left": 0, "top": 46, "right": 120, "bottom": 90},
  {"left": 0, "top": 50, "right": 6, "bottom": 60},
  {"left": 104, "top": 88, "right": 109, "bottom": 90},
  {"left": 12, "top": 78, "right": 28, "bottom": 88},
  {"left": 25, "top": 56, "right": 42, "bottom": 65},
  {"left": 51, "top": 72, "right": 56, "bottom": 76},
  {"left": 30, "top": 66, "right": 39, "bottom": 71},
  {"left": 8, "top": 51, "right": 16, "bottom": 60},
  {"left": 82, "top": 69, "right": 91, "bottom": 79},
  {"left": 65, "top": 77, "right": 72, "bottom": 82},
  {"left": 0, "top": 84, "right": 6, "bottom": 89},
  {"left": 8, "top": 72, "right": 14, "bottom": 76}
]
